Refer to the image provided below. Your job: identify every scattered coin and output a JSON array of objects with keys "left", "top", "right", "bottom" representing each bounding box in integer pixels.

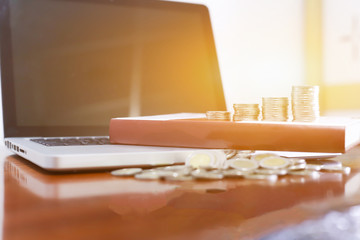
[
  {"left": 135, "top": 171, "right": 161, "bottom": 180},
  {"left": 109, "top": 151, "right": 349, "bottom": 184},
  {"left": 186, "top": 152, "right": 215, "bottom": 168},
  {"left": 305, "top": 164, "right": 323, "bottom": 171},
  {"left": 306, "top": 159, "right": 342, "bottom": 168},
  {"left": 288, "top": 170, "right": 320, "bottom": 177},
  {"left": 252, "top": 153, "right": 278, "bottom": 162},
  {"left": 243, "top": 174, "right": 278, "bottom": 181},
  {"left": 111, "top": 168, "right": 143, "bottom": 176},
  {"left": 192, "top": 169, "right": 224, "bottom": 180},
  {"left": 224, "top": 149, "right": 238, "bottom": 160},
  {"left": 255, "top": 168, "right": 288, "bottom": 175},
  {"left": 321, "top": 165, "right": 351, "bottom": 174},
  {"left": 228, "top": 158, "right": 259, "bottom": 171},
  {"left": 287, "top": 163, "right": 307, "bottom": 171},
  {"left": 222, "top": 169, "right": 248, "bottom": 178},
  {"left": 259, "top": 157, "right": 290, "bottom": 169},
  {"left": 164, "top": 175, "right": 194, "bottom": 181}
]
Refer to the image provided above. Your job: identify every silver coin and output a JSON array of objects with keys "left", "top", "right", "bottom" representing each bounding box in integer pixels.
[
  {"left": 306, "top": 159, "right": 342, "bottom": 168},
  {"left": 290, "top": 158, "right": 306, "bottom": 165},
  {"left": 221, "top": 169, "right": 249, "bottom": 178},
  {"left": 243, "top": 174, "right": 278, "bottom": 181},
  {"left": 224, "top": 149, "right": 238, "bottom": 160},
  {"left": 255, "top": 168, "right": 288, "bottom": 175},
  {"left": 259, "top": 157, "right": 290, "bottom": 169},
  {"left": 164, "top": 175, "right": 194, "bottom": 181},
  {"left": 191, "top": 170, "right": 224, "bottom": 180},
  {"left": 321, "top": 165, "right": 351, "bottom": 174},
  {"left": 228, "top": 159, "right": 259, "bottom": 171},
  {"left": 288, "top": 170, "right": 320, "bottom": 177},
  {"left": 157, "top": 165, "right": 193, "bottom": 175},
  {"left": 111, "top": 168, "right": 143, "bottom": 176},
  {"left": 287, "top": 163, "right": 307, "bottom": 171},
  {"left": 152, "top": 170, "right": 179, "bottom": 178},
  {"left": 305, "top": 164, "right": 323, "bottom": 171},
  {"left": 134, "top": 171, "right": 161, "bottom": 180},
  {"left": 252, "top": 153, "right": 279, "bottom": 162}
]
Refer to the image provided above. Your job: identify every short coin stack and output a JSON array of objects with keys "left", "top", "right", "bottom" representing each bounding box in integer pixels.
[
  {"left": 291, "top": 86, "right": 320, "bottom": 122},
  {"left": 233, "top": 104, "right": 260, "bottom": 121},
  {"left": 206, "top": 111, "right": 231, "bottom": 121},
  {"left": 111, "top": 151, "right": 350, "bottom": 181},
  {"left": 261, "top": 97, "right": 289, "bottom": 121}
]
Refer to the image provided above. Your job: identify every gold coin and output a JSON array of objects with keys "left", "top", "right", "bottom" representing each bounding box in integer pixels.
[
  {"left": 259, "top": 157, "right": 290, "bottom": 169},
  {"left": 321, "top": 165, "right": 351, "bottom": 174},
  {"left": 252, "top": 153, "right": 278, "bottom": 162},
  {"left": 255, "top": 168, "right": 288, "bottom": 175},
  {"left": 186, "top": 152, "right": 215, "bottom": 168},
  {"left": 111, "top": 168, "right": 143, "bottom": 176},
  {"left": 243, "top": 174, "right": 278, "bottom": 181},
  {"left": 191, "top": 169, "right": 224, "bottom": 180},
  {"left": 228, "top": 159, "right": 259, "bottom": 171},
  {"left": 288, "top": 170, "right": 320, "bottom": 177}
]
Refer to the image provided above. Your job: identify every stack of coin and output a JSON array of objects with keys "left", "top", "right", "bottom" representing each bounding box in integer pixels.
[
  {"left": 291, "top": 86, "right": 320, "bottom": 122},
  {"left": 206, "top": 111, "right": 231, "bottom": 121},
  {"left": 261, "top": 97, "right": 289, "bottom": 121},
  {"left": 233, "top": 104, "right": 260, "bottom": 121}
]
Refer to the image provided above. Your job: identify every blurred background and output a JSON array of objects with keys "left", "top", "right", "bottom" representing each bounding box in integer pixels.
[
  {"left": 171, "top": 0, "right": 360, "bottom": 116},
  {"left": 1, "top": 0, "right": 360, "bottom": 139}
]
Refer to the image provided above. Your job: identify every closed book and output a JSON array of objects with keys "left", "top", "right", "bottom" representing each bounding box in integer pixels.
[{"left": 109, "top": 113, "right": 360, "bottom": 153}]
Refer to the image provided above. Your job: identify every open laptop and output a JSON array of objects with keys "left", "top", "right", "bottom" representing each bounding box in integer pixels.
[{"left": 1, "top": 0, "right": 226, "bottom": 171}]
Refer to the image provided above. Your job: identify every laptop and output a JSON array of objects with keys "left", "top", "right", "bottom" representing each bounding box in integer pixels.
[{"left": 1, "top": 0, "right": 226, "bottom": 171}]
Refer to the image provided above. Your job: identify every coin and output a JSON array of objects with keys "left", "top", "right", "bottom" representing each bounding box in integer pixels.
[
  {"left": 262, "top": 97, "right": 289, "bottom": 122},
  {"left": 111, "top": 168, "right": 143, "bottom": 176},
  {"left": 291, "top": 85, "right": 320, "bottom": 122},
  {"left": 290, "top": 158, "right": 306, "bottom": 165},
  {"left": 287, "top": 163, "right": 307, "bottom": 171},
  {"left": 255, "top": 168, "right": 288, "bottom": 175},
  {"left": 206, "top": 111, "right": 231, "bottom": 121},
  {"left": 305, "top": 164, "right": 323, "bottom": 171},
  {"left": 224, "top": 149, "right": 238, "bottom": 160},
  {"left": 252, "top": 153, "right": 279, "bottom": 162},
  {"left": 259, "top": 157, "right": 290, "bottom": 169},
  {"left": 222, "top": 169, "right": 248, "bottom": 178},
  {"left": 191, "top": 169, "right": 224, "bottom": 180},
  {"left": 164, "top": 175, "right": 194, "bottom": 181},
  {"left": 186, "top": 152, "right": 215, "bottom": 168},
  {"left": 305, "top": 159, "right": 342, "bottom": 168},
  {"left": 288, "top": 170, "right": 320, "bottom": 177},
  {"left": 321, "top": 165, "right": 351, "bottom": 174},
  {"left": 233, "top": 104, "right": 260, "bottom": 121},
  {"left": 134, "top": 171, "right": 161, "bottom": 180},
  {"left": 243, "top": 174, "right": 278, "bottom": 181},
  {"left": 228, "top": 159, "right": 259, "bottom": 171}
]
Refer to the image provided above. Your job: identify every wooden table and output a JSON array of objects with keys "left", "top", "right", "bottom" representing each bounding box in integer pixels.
[{"left": 3, "top": 146, "right": 360, "bottom": 240}]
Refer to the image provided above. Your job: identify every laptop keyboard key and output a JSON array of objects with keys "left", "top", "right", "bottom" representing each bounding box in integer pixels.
[{"left": 30, "top": 137, "right": 110, "bottom": 146}]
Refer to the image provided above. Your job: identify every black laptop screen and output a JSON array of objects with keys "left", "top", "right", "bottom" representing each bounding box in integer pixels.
[{"left": 1, "top": 0, "right": 225, "bottom": 137}]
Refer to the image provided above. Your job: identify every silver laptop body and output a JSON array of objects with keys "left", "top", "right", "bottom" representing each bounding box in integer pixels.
[{"left": 1, "top": 0, "right": 226, "bottom": 171}]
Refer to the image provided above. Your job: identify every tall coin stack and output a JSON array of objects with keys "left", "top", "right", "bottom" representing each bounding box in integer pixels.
[
  {"left": 262, "top": 97, "right": 289, "bottom": 121},
  {"left": 233, "top": 104, "right": 260, "bottom": 121},
  {"left": 206, "top": 111, "right": 231, "bottom": 121},
  {"left": 291, "top": 86, "right": 320, "bottom": 122}
]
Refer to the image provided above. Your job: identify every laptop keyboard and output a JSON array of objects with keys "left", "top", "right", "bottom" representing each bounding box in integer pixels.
[{"left": 30, "top": 137, "right": 110, "bottom": 146}]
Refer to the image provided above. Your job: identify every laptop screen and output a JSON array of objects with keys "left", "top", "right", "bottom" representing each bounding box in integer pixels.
[{"left": 1, "top": 0, "right": 225, "bottom": 137}]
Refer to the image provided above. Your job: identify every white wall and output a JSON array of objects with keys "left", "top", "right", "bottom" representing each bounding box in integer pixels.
[{"left": 169, "top": 0, "right": 305, "bottom": 110}]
